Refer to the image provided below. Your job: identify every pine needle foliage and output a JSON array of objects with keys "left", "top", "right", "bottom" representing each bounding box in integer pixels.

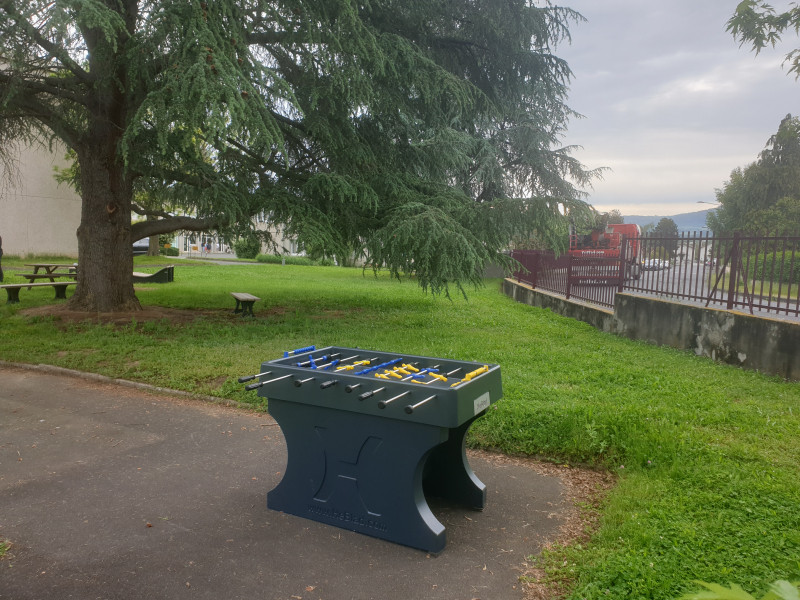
[{"left": 1, "top": 0, "right": 597, "bottom": 309}]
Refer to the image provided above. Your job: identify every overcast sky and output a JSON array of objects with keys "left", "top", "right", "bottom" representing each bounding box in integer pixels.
[{"left": 555, "top": 0, "right": 798, "bottom": 217}]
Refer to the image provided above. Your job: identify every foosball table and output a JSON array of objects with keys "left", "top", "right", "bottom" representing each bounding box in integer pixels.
[{"left": 240, "top": 345, "right": 502, "bottom": 553}]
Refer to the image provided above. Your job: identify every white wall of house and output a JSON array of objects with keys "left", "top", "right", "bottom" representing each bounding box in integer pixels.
[
  {"left": 0, "top": 143, "right": 80, "bottom": 257},
  {"left": 168, "top": 216, "right": 299, "bottom": 257},
  {"left": 1, "top": 144, "right": 302, "bottom": 259}
]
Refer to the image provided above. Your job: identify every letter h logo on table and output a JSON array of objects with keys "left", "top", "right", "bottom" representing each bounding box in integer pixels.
[{"left": 310, "top": 427, "right": 383, "bottom": 518}]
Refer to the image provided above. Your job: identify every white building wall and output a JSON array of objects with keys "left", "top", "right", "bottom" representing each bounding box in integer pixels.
[
  {"left": 0, "top": 144, "right": 81, "bottom": 257},
  {"left": 0, "top": 144, "right": 300, "bottom": 259}
]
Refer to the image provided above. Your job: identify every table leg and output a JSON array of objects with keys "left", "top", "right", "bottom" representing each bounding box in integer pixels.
[
  {"left": 422, "top": 414, "right": 487, "bottom": 510},
  {"left": 267, "top": 399, "right": 451, "bottom": 553},
  {"left": 234, "top": 300, "right": 255, "bottom": 316}
]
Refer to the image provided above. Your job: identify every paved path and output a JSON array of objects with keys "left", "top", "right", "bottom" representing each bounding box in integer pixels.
[{"left": 0, "top": 366, "right": 568, "bottom": 600}]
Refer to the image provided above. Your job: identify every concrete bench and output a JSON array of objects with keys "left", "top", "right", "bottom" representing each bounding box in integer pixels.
[
  {"left": 132, "top": 265, "right": 174, "bottom": 283},
  {"left": 231, "top": 292, "right": 260, "bottom": 317},
  {"left": 1, "top": 282, "right": 76, "bottom": 304}
]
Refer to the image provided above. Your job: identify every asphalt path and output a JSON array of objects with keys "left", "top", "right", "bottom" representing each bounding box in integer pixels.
[{"left": 0, "top": 365, "right": 570, "bottom": 600}]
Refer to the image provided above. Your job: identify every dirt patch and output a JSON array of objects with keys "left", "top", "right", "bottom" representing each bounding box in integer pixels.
[
  {"left": 207, "top": 375, "right": 229, "bottom": 389},
  {"left": 20, "top": 304, "right": 216, "bottom": 326},
  {"left": 19, "top": 304, "right": 350, "bottom": 326},
  {"left": 469, "top": 450, "right": 616, "bottom": 600},
  {"left": 310, "top": 308, "right": 363, "bottom": 320}
]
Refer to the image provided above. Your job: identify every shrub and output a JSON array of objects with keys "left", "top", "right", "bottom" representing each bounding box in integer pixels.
[
  {"left": 255, "top": 253, "right": 317, "bottom": 266},
  {"left": 160, "top": 246, "right": 180, "bottom": 257},
  {"left": 745, "top": 251, "right": 800, "bottom": 284},
  {"left": 233, "top": 235, "right": 261, "bottom": 259}
]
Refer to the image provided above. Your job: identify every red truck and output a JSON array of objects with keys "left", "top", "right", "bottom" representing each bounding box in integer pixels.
[{"left": 568, "top": 223, "right": 642, "bottom": 281}]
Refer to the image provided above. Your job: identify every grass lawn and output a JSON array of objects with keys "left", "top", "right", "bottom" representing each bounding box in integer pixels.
[{"left": 1, "top": 256, "right": 798, "bottom": 599}]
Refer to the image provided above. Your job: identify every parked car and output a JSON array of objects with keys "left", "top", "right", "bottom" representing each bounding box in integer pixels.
[
  {"left": 643, "top": 259, "right": 671, "bottom": 270},
  {"left": 132, "top": 240, "right": 149, "bottom": 256},
  {"left": 643, "top": 259, "right": 660, "bottom": 270}
]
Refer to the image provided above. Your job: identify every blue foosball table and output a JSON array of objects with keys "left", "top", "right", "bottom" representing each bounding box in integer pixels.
[{"left": 240, "top": 345, "right": 502, "bottom": 553}]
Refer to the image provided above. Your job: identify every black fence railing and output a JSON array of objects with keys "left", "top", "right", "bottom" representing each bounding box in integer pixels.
[{"left": 511, "top": 231, "right": 800, "bottom": 318}]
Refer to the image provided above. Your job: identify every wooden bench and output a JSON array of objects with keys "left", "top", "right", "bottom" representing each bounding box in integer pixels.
[
  {"left": 132, "top": 265, "right": 175, "bottom": 283},
  {"left": 231, "top": 292, "right": 260, "bottom": 317},
  {"left": 1, "top": 282, "right": 76, "bottom": 304}
]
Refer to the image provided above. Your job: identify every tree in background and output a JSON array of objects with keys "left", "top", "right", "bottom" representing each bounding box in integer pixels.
[
  {"left": 640, "top": 222, "right": 656, "bottom": 235},
  {"left": 707, "top": 115, "right": 800, "bottom": 234},
  {"left": 647, "top": 217, "right": 679, "bottom": 260},
  {"left": 605, "top": 209, "right": 625, "bottom": 225},
  {"left": 0, "top": 0, "right": 595, "bottom": 311},
  {"left": 728, "top": 0, "right": 800, "bottom": 75},
  {"left": 653, "top": 217, "right": 679, "bottom": 237},
  {"left": 562, "top": 207, "right": 623, "bottom": 243}
]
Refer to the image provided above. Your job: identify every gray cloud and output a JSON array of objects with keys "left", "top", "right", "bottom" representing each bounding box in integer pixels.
[{"left": 556, "top": 0, "right": 798, "bottom": 215}]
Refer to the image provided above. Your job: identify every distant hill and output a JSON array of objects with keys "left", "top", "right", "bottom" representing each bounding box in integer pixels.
[{"left": 624, "top": 209, "right": 713, "bottom": 232}]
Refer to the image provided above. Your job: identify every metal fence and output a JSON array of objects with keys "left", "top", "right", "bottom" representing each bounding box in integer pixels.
[
  {"left": 511, "top": 250, "right": 624, "bottom": 309},
  {"left": 511, "top": 231, "right": 800, "bottom": 318}
]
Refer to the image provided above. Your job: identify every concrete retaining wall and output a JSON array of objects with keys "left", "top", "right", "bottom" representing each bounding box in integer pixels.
[
  {"left": 502, "top": 279, "right": 616, "bottom": 332},
  {"left": 503, "top": 278, "right": 800, "bottom": 381}
]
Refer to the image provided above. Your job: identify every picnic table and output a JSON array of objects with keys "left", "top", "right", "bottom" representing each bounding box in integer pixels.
[
  {"left": 25, "top": 263, "right": 78, "bottom": 275},
  {"left": 20, "top": 264, "right": 78, "bottom": 286},
  {"left": 18, "top": 271, "right": 77, "bottom": 285}
]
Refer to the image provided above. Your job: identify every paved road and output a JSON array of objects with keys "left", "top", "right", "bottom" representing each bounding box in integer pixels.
[{"left": 0, "top": 365, "right": 568, "bottom": 600}]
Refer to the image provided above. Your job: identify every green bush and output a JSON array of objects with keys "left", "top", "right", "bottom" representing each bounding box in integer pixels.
[
  {"left": 746, "top": 251, "right": 800, "bottom": 284},
  {"left": 255, "top": 253, "right": 317, "bottom": 266},
  {"left": 233, "top": 235, "right": 261, "bottom": 259},
  {"left": 160, "top": 246, "right": 180, "bottom": 257}
]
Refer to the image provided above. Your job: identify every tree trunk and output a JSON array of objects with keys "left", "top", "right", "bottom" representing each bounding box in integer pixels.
[
  {"left": 148, "top": 235, "right": 160, "bottom": 256},
  {"left": 68, "top": 140, "right": 141, "bottom": 312}
]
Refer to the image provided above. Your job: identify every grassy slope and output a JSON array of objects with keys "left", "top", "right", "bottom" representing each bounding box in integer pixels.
[{"left": 1, "top": 257, "right": 798, "bottom": 598}]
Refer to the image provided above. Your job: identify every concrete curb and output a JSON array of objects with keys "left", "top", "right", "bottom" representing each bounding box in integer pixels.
[{"left": 0, "top": 359, "right": 253, "bottom": 411}]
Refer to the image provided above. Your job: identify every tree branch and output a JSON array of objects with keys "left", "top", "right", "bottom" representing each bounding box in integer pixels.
[
  {"left": 0, "top": 1, "right": 93, "bottom": 84},
  {"left": 0, "top": 72, "right": 88, "bottom": 107},
  {"left": 0, "top": 78, "right": 81, "bottom": 147},
  {"left": 247, "top": 30, "right": 293, "bottom": 46},
  {"left": 131, "top": 214, "right": 226, "bottom": 241}
]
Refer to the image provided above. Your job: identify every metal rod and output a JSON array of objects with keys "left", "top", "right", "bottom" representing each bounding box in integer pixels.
[
  {"left": 245, "top": 373, "right": 293, "bottom": 391},
  {"left": 238, "top": 370, "right": 272, "bottom": 383},
  {"left": 317, "top": 354, "right": 358, "bottom": 370},
  {"left": 345, "top": 383, "right": 361, "bottom": 393},
  {"left": 400, "top": 365, "right": 434, "bottom": 381},
  {"left": 378, "top": 391, "right": 410, "bottom": 409},
  {"left": 354, "top": 357, "right": 403, "bottom": 376},
  {"left": 445, "top": 368, "right": 462, "bottom": 377},
  {"left": 358, "top": 387, "right": 385, "bottom": 401},
  {"left": 284, "top": 345, "right": 315, "bottom": 357},
  {"left": 405, "top": 394, "right": 437, "bottom": 414},
  {"left": 336, "top": 357, "right": 379, "bottom": 372},
  {"left": 293, "top": 377, "right": 315, "bottom": 388},
  {"left": 296, "top": 353, "right": 340, "bottom": 368},
  {"left": 450, "top": 365, "right": 489, "bottom": 388},
  {"left": 296, "top": 355, "right": 326, "bottom": 368}
]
